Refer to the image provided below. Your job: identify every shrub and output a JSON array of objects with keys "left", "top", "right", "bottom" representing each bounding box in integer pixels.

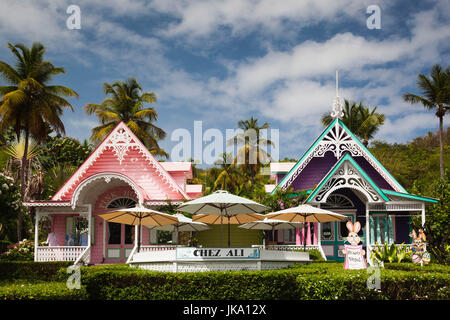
[
  {"left": 384, "top": 262, "right": 450, "bottom": 273},
  {"left": 0, "top": 261, "right": 73, "bottom": 281},
  {"left": 0, "top": 239, "right": 34, "bottom": 261},
  {"left": 80, "top": 264, "right": 450, "bottom": 300},
  {"left": 0, "top": 281, "right": 87, "bottom": 300},
  {"left": 371, "top": 243, "right": 411, "bottom": 263}
]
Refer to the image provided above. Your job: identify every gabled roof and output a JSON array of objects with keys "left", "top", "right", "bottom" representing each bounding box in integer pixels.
[
  {"left": 306, "top": 153, "right": 389, "bottom": 203},
  {"left": 271, "top": 118, "right": 407, "bottom": 195},
  {"left": 52, "top": 121, "right": 189, "bottom": 203}
]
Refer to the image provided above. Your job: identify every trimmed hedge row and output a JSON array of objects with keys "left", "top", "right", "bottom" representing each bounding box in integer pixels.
[
  {"left": 0, "top": 261, "right": 73, "bottom": 281},
  {"left": 1, "top": 262, "right": 449, "bottom": 300},
  {"left": 80, "top": 266, "right": 450, "bottom": 300},
  {"left": 0, "top": 281, "right": 87, "bottom": 300},
  {"left": 384, "top": 263, "right": 450, "bottom": 273}
]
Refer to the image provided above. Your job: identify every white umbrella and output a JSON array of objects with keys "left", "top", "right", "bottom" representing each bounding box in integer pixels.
[
  {"left": 238, "top": 218, "right": 304, "bottom": 248},
  {"left": 146, "top": 213, "right": 210, "bottom": 245},
  {"left": 177, "top": 190, "right": 269, "bottom": 247},
  {"left": 99, "top": 205, "right": 179, "bottom": 252},
  {"left": 266, "top": 204, "right": 348, "bottom": 251}
]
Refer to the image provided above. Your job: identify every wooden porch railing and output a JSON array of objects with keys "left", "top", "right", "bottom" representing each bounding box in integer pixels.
[{"left": 35, "top": 246, "right": 87, "bottom": 262}]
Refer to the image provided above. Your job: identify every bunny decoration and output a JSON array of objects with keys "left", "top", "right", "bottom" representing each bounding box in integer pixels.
[
  {"left": 410, "top": 229, "right": 430, "bottom": 264},
  {"left": 342, "top": 221, "right": 367, "bottom": 269}
]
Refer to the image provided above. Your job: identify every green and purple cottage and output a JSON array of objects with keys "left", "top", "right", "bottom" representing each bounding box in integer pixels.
[{"left": 265, "top": 93, "right": 438, "bottom": 261}]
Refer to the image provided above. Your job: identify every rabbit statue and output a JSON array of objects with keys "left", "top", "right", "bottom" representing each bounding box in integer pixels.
[
  {"left": 343, "top": 221, "right": 367, "bottom": 269},
  {"left": 410, "top": 229, "right": 429, "bottom": 264}
]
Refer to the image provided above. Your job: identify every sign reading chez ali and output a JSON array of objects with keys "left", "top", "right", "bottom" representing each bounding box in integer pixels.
[{"left": 176, "top": 247, "right": 260, "bottom": 260}]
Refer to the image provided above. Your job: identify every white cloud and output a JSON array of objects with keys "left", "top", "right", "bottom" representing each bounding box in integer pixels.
[{"left": 152, "top": 0, "right": 370, "bottom": 39}]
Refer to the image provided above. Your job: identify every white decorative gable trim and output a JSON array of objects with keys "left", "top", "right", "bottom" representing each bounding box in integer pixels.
[
  {"left": 52, "top": 122, "right": 189, "bottom": 201},
  {"left": 70, "top": 173, "right": 144, "bottom": 209},
  {"left": 276, "top": 120, "right": 406, "bottom": 193},
  {"left": 311, "top": 160, "right": 385, "bottom": 203}
]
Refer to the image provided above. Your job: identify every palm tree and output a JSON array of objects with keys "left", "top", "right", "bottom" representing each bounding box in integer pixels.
[
  {"left": 357, "top": 106, "right": 385, "bottom": 147},
  {"left": 321, "top": 99, "right": 385, "bottom": 147},
  {"left": 321, "top": 99, "right": 362, "bottom": 134},
  {"left": 0, "top": 42, "right": 78, "bottom": 240},
  {"left": 84, "top": 78, "right": 168, "bottom": 157},
  {"left": 403, "top": 64, "right": 450, "bottom": 178},
  {"left": 213, "top": 152, "right": 242, "bottom": 192},
  {"left": 227, "top": 117, "right": 274, "bottom": 191}
]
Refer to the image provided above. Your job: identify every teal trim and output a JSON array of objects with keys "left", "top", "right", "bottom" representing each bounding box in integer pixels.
[
  {"left": 271, "top": 119, "right": 339, "bottom": 195},
  {"left": 306, "top": 153, "right": 389, "bottom": 202},
  {"left": 286, "top": 189, "right": 313, "bottom": 198},
  {"left": 106, "top": 248, "right": 121, "bottom": 259},
  {"left": 338, "top": 119, "right": 407, "bottom": 193},
  {"left": 381, "top": 189, "right": 439, "bottom": 203}
]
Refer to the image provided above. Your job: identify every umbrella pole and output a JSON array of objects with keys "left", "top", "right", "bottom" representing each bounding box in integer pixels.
[
  {"left": 228, "top": 217, "right": 231, "bottom": 248},
  {"left": 220, "top": 211, "right": 224, "bottom": 247},
  {"left": 137, "top": 221, "right": 141, "bottom": 253},
  {"left": 303, "top": 218, "right": 307, "bottom": 252}
]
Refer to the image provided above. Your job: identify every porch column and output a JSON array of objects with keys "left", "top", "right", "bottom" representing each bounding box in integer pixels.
[
  {"left": 296, "top": 229, "right": 301, "bottom": 245},
  {"left": 306, "top": 223, "right": 312, "bottom": 245},
  {"left": 365, "top": 204, "right": 372, "bottom": 265},
  {"left": 34, "top": 210, "right": 40, "bottom": 262},
  {"left": 421, "top": 202, "right": 425, "bottom": 227},
  {"left": 313, "top": 223, "right": 318, "bottom": 245},
  {"left": 87, "top": 205, "right": 92, "bottom": 247}
]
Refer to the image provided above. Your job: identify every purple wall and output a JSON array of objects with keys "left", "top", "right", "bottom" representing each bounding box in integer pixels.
[
  {"left": 291, "top": 151, "right": 337, "bottom": 191},
  {"left": 353, "top": 156, "right": 395, "bottom": 191}
]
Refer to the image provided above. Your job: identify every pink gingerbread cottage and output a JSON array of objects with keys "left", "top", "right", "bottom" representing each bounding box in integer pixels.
[{"left": 24, "top": 122, "right": 202, "bottom": 264}]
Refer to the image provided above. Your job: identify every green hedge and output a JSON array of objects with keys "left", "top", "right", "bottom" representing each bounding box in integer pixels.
[
  {"left": 0, "top": 281, "right": 87, "bottom": 300},
  {"left": 384, "top": 263, "right": 450, "bottom": 273},
  {"left": 80, "top": 266, "right": 450, "bottom": 300},
  {"left": 0, "top": 261, "right": 73, "bottom": 281}
]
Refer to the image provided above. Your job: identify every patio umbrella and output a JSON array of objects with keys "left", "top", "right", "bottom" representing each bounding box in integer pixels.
[
  {"left": 146, "top": 213, "right": 210, "bottom": 245},
  {"left": 98, "top": 205, "right": 179, "bottom": 252},
  {"left": 266, "top": 204, "right": 348, "bottom": 251},
  {"left": 238, "top": 218, "right": 304, "bottom": 248},
  {"left": 177, "top": 190, "right": 269, "bottom": 247}
]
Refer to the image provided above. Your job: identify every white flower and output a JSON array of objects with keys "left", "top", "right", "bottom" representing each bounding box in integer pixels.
[{"left": 2, "top": 183, "right": 8, "bottom": 190}]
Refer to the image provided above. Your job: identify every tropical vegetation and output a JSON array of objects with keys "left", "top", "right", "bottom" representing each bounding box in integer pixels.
[
  {"left": 321, "top": 99, "right": 385, "bottom": 147},
  {"left": 0, "top": 42, "right": 78, "bottom": 240},
  {"left": 403, "top": 64, "right": 450, "bottom": 178},
  {"left": 84, "top": 77, "right": 168, "bottom": 157}
]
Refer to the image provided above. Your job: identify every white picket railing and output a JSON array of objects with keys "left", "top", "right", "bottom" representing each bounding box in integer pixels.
[
  {"left": 138, "top": 245, "right": 179, "bottom": 252},
  {"left": 252, "top": 244, "right": 326, "bottom": 260},
  {"left": 35, "top": 246, "right": 87, "bottom": 262},
  {"left": 371, "top": 243, "right": 415, "bottom": 252},
  {"left": 74, "top": 246, "right": 91, "bottom": 266}
]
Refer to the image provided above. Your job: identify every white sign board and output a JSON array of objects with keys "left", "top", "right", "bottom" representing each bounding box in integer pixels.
[
  {"left": 343, "top": 244, "right": 367, "bottom": 269},
  {"left": 176, "top": 247, "right": 260, "bottom": 260}
]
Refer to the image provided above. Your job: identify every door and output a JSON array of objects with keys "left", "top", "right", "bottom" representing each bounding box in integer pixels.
[
  {"left": 320, "top": 212, "right": 355, "bottom": 261},
  {"left": 104, "top": 197, "right": 137, "bottom": 263},
  {"left": 105, "top": 222, "right": 135, "bottom": 262}
]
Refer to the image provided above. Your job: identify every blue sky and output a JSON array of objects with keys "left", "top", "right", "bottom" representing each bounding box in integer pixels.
[{"left": 0, "top": 0, "right": 449, "bottom": 165}]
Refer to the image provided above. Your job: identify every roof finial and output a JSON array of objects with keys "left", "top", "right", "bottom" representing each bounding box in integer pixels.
[{"left": 331, "top": 70, "right": 344, "bottom": 119}]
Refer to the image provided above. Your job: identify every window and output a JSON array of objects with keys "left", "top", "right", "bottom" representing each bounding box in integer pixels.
[
  {"left": 65, "top": 216, "right": 89, "bottom": 246},
  {"left": 370, "top": 215, "right": 394, "bottom": 244},
  {"left": 107, "top": 222, "right": 121, "bottom": 245},
  {"left": 322, "top": 194, "right": 354, "bottom": 209},
  {"left": 321, "top": 222, "right": 334, "bottom": 241}
]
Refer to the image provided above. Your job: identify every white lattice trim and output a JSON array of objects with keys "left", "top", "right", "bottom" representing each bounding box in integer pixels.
[
  {"left": 71, "top": 173, "right": 144, "bottom": 208},
  {"left": 312, "top": 160, "right": 385, "bottom": 203},
  {"left": 281, "top": 121, "right": 404, "bottom": 193}
]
